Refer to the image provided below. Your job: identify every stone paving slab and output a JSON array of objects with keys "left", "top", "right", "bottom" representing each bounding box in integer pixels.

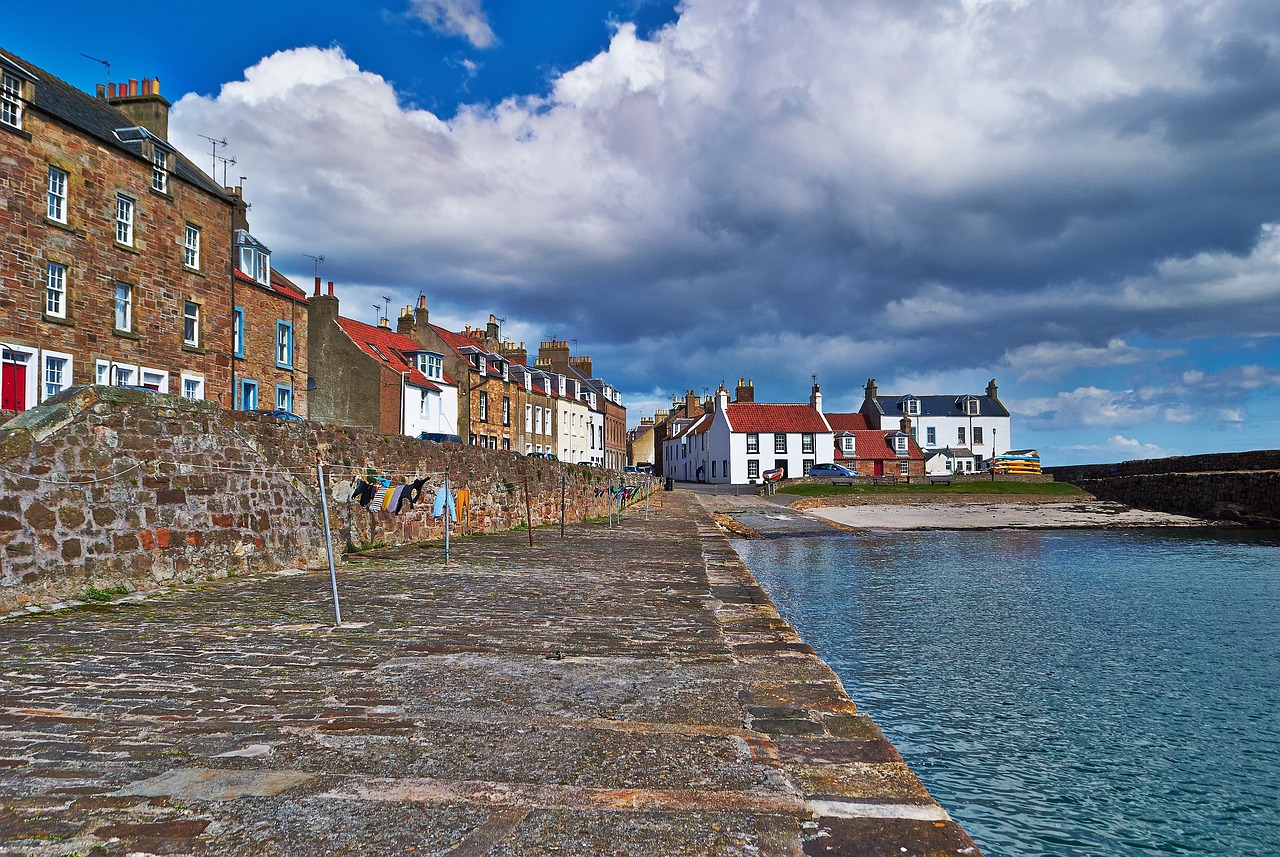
[{"left": 0, "top": 491, "right": 981, "bottom": 856}]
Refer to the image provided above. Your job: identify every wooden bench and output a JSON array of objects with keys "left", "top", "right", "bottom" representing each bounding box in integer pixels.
[
  {"left": 831, "top": 477, "right": 854, "bottom": 486},
  {"left": 928, "top": 476, "right": 953, "bottom": 485}
]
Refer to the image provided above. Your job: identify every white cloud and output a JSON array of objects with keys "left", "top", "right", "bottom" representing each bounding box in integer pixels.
[
  {"left": 1062, "top": 434, "right": 1173, "bottom": 458},
  {"left": 409, "top": 0, "right": 497, "bottom": 48},
  {"left": 167, "top": 0, "right": 1280, "bottom": 441}
]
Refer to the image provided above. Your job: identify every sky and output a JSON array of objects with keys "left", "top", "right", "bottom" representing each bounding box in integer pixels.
[{"left": 9, "top": 0, "right": 1280, "bottom": 464}]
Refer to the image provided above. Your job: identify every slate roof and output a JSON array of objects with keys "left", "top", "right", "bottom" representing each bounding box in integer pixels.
[
  {"left": 926, "top": 447, "right": 974, "bottom": 461},
  {"left": 872, "top": 394, "right": 1010, "bottom": 418},
  {"left": 825, "top": 413, "right": 870, "bottom": 432},
  {"left": 0, "top": 47, "right": 226, "bottom": 199},
  {"left": 723, "top": 403, "right": 831, "bottom": 434},
  {"left": 336, "top": 317, "right": 453, "bottom": 391}
]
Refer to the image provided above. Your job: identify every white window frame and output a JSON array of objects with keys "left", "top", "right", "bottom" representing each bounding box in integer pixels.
[
  {"left": 958, "top": 427, "right": 966, "bottom": 445},
  {"left": 239, "top": 245, "right": 270, "bottom": 285},
  {"left": 180, "top": 373, "right": 205, "bottom": 401},
  {"left": 115, "top": 195, "right": 135, "bottom": 246},
  {"left": 747, "top": 460, "right": 760, "bottom": 480},
  {"left": 114, "top": 283, "right": 133, "bottom": 331},
  {"left": 894, "top": 435, "right": 908, "bottom": 453},
  {"left": 0, "top": 71, "right": 23, "bottom": 130},
  {"left": 525, "top": 403, "right": 533, "bottom": 432},
  {"left": 183, "top": 301, "right": 200, "bottom": 347},
  {"left": 139, "top": 368, "right": 169, "bottom": 393},
  {"left": 774, "top": 433, "right": 787, "bottom": 454},
  {"left": 47, "top": 166, "right": 68, "bottom": 223},
  {"left": 973, "top": 426, "right": 984, "bottom": 446},
  {"left": 45, "top": 262, "right": 67, "bottom": 318},
  {"left": 899, "top": 460, "right": 910, "bottom": 477},
  {"left": 184, "top": 224, "right": 200, "bottom": 269},
  {"left": 906, "top": 399, "right": 920, "bottom": 416},
  {"left": 420, "top": 388, "right": 430, "bottom": 418},
  {"left": 42, "top": 351, "right": 72, "bottom": 402},
  {"left": 275, "top": 321, "right": 293, "bottom": 368},
  {"left": 746, "top": 433, "right": 759, "bottom": 454},
  {"left": 802, "top": 433, "right": 815, "bottom": 454},
  {"left": 966, "top": 399, "right": 980, "bottom": 416},
  {"left": 275, "top": 385, "right": 293, "bottom": 412},
  {"left": 96, "top": 359, "right": 138, "bottom": 387},
  {"left": 151, "top": 147, "right": 169, "bottom": 193},
  {"left": 926, "top": 427, "right": 936, "bottom": 446}
]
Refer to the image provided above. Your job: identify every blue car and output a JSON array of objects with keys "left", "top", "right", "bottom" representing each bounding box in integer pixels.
[
  {"left": 262, "top": 409, "right": 304, "bottom": 422},
  {"left": 808, "top": 463, "right": 855, "bottom": 478}
]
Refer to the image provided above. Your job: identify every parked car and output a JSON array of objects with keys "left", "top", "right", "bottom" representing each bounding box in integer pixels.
[
  {"left": 808, "top": 463, "right": 855, "bottom": 478},
  {"left": 528, "top": 452, "right": 559, "bottom": 460},
  {"left": 418, "top": 431, "right": 463, "bottom": 444},
  {"left": 623, "top": 465, "right": 639, "bottom": 473},
  {"left": 262, "top": 409, "right": 304, "bottom": 422}
]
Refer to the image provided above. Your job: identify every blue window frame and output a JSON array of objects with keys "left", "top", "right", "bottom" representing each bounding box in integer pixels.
[
  {"left": 275, "top": 384, "right": 293, "bottom": 412},
  {"left": 233, "top": 307, "right": 245, "bottom": 358},
  {"left": 275, "top": 320, "right": 293, "bottom": 368},
  {"left": 240, "top": 378, "right": 258, "bottom": 411}
]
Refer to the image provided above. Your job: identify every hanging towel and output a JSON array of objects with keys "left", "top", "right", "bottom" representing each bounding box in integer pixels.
[
  {"left": 371, "top": 485, "right": 389, "bottom": 510},
  {"left": 383, "top": 485, "right": 402, "bottom": 512}
]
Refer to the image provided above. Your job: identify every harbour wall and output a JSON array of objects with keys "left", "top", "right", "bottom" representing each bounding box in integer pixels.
[
  {"left": 0, "top": 386, "right": 642, "bottom": 613},
  {"left": 1046, "top": 451, "right": 1280, "bottom": 526}
]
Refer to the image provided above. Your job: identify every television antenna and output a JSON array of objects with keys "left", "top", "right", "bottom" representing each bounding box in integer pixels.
[
  {"left": 198, "top": 134, "right": 228, "bottom": 178},
  {"left": 214, "top": 154, "right": 237, "bottom": 187},
  {"left": 381, "top": 295, "right": 392, "bottom": 323},
  {"left": 303, "top": 254, "right": 325, "bottom": 278},
  {"left": 80, "top": 54, "right": 111, "bottom": 91}
]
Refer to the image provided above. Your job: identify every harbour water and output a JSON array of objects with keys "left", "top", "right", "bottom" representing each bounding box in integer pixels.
[{"left": 733, "top": 528, "right": 1280, "bottom": 856}]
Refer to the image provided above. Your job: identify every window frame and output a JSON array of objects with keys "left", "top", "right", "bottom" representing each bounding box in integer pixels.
[
  {"left": 180, "top": 373, "right": 205, "bottom": 401},
  {"left": 502, "top": 395, "right": 511, "bottom": 426},
  {"left": 240, "top": 378, "right": 259, "bottom": 411},
  {"left": 899, "top": 460, "right": 910, "bottom": 477},
  {"left": 239, "top": 245, "right": 270, "bottom": 285},
  {"left": 115, "top": 194, "right": 135, "bottom": 246},
  {"left": 47, "top": 166, "right": 68, "bottom": 223},
  {"left": 183, "top": 301, "right": 200, "bottom": 347},
  {"left": 926, "top": 427, "right": 936, "bottom": 446},
  {"left": 973, "top": 426, "right": 984, "bottom": 445},
  {"left": 0, "top": 71, "right": 23, "bottom": 130},
  {"left": 802, "top": 433, "right": 815, "bottom": 454},
  {"left": 45, "top": 261, "right": 67, "bottom": 318},
  {"left": 114, "top": 282, "right": 133, "bottom": 332},
  {"left": 747, "top": 460, "right": 760, "bottom": 480},
  {"left": 746, "top": 433, "right": 759, "bottom": 454},
  {"left": 275, "top": 320, "right": 294, "bottom": 368},
  {"left": 774, "top": 433, "right": 787, "bottom": 454},
  {"left": 478, "top": 390, "right": 489, "bottom": 422},
  {"left": 184, "top": 224, "right": 201, "bottom": 269},
  {"left": 232, "top": 306, "right": 245, "bottom": 357},
  {"left": 151, "top": 147, "right": 169, "bottom": 193},
  {"left": 275, "top": 384, "right": 293, "bottom": 413},
  {"left": 41, "top": 351, "right": 72, "bottom": 401},
  {"left": 958, "top": 427, "right": 966, "bottom": 445}
]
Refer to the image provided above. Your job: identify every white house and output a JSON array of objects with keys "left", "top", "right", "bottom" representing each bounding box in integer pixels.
[
  {"left": 702, "top": 383, "right": 835, "bottom": 484},
  {"left": 859, "top": 378, "right": 1012, "bottom": 467},
  {"left": 549, "top": 371, "right": 593, "bottom": 464},
  {"left": 663, "top": 412, "right": 712, "bottom": 481},
  {"left": 924, "top": 447, "right": 976, "bottom": 476}
]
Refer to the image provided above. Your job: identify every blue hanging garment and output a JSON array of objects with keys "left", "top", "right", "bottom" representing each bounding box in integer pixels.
[{"left": 433, "top": 487, "right": 457, "bottom": 522}]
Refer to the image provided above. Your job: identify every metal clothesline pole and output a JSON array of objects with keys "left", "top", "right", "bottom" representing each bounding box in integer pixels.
[{"left": 316, "top": 459, "right": 342, "bottom": 625}]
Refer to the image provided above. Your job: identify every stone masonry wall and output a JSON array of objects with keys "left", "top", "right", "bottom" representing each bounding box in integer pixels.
[
  {"left": 0, "top": 387, "right": 645, "bottom": 612},
  {"left": 1046, "top": 453, "right": 1280, "bottom": 527}
]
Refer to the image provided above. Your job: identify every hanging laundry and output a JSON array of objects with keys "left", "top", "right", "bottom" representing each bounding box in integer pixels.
[
  {"left": 433, "top": 487, "right": 457, "bottom": 522},
  {"left": 351, "top": 479, "right": 376, "bottom": 507},
  {"left": 403, "top": 478, "right": 428, "bottom": 509}
]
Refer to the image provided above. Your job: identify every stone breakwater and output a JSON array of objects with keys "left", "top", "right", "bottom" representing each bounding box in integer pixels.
[
  {"left": 0, "top": 386, "right": 644, "bottom": 614},
  {"left": 1047, "top": 451, "right": 1280, "bottom": 527},
  {"left": 0, "top": 490, "right": 982, "bottom": 856}
]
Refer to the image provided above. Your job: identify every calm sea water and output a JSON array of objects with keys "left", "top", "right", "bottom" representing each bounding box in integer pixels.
[{"left": 733, "top": 528, "right": 1280, "bottom": 857}]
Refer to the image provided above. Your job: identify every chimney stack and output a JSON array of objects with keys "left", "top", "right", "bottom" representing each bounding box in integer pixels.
[
  {"left": 108, "top": 77, "right": 170, "bottom": 140},
  {"left": 865, "top": 378, "right": 878, "bottom": 402},
  {"left": 734, "top": 378, "right": 754, "bottom": 403},
  {"left": 810, "top": 381, "right": 823, "bottom": 414},
  {"left": 486, "top": 313, "right": 500, "bottom": 343},
  {"left": 987, "top": 378, "right": 999, "bottom": 401}
]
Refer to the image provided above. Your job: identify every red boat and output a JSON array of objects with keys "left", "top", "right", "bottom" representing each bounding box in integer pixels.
[{"left": 762, "top": 468, "right": 785, "bottom": 482}]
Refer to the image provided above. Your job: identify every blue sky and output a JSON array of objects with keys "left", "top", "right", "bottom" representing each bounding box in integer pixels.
[{"left": 8, "top": 0, "right": 1280, "bottom": 464}]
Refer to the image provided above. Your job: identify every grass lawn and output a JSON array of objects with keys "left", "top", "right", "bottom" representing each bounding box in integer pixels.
[{"left": 779, "top": 481, "right": 1089, "bottom": 498}]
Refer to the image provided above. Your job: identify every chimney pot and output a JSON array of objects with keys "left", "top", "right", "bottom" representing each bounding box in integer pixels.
[
  {"left": 152, "top": 77, "right": 161, "bottom": 95},
  {"left": 327, "top": 280, "right": 334, "bottom": 296},
  {"left": 418, "top": 294, "right": 426, "bottom": 309},
  {"left": 314, "top": 276, "right": 321, "bottom": 296},
  {"left": 96, "top": 84, "right": 105, "bottom": 98},
  {"left": 129, "top": 78, "right": 139, "bottom": 97},
  {"left": 142, "top": 79, "right": 151, "bottom": 96}
]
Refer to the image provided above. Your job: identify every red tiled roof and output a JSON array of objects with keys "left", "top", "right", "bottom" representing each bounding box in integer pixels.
[
  {"left": 825, "top": 412, "right": 869, "bottom": 432},
  {"left": 724, "top": 403, "right": 831, "bottom": 433},
  {"left": 336, "top": 316, "right": 446, "bottom": 391},
  {"left": 844, "top": 430, "right": 925, "bottom": 461},
  {"left": 269, "top": 269, "right": 309, "bottom": 302}
]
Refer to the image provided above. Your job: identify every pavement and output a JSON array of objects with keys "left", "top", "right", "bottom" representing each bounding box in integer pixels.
[{"left": 0, "top": 490, "right": 980, "bottom": 856}]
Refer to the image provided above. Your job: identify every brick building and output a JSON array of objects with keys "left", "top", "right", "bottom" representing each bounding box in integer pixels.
[
  {"left": 1, "top": 47, "right": 234, "bottom": 409},
  {"left": 227, "top": 193, "right": 308, "bottom": 414},
  {"left": 535, "top": 339, "right": 626, "bottom": 469}
]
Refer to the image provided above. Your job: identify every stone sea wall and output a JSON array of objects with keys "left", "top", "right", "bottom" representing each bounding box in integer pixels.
[
  {"left": 0, "top": 387, "right": 643, "bottom": 612},
  {"left": 1046, "top": 452, "right": 1280, "bottom": 527}
]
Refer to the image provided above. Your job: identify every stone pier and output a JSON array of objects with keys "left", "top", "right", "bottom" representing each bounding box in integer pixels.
[{"left": 0, "top": 491, "right": 980, "bottom": 856}]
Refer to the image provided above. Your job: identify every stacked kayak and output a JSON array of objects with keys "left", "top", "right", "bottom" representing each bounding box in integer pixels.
[{"left": 989, "top": 450, "right": 1041, "bottom": 474}]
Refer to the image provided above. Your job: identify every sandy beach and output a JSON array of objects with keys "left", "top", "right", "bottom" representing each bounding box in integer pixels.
[{"left": 695, "top": 490, "right": 1217, "bottom": 533}]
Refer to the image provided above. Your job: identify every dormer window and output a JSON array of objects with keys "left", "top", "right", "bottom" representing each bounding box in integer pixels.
[
  {"left": 893, "top": 434, "right": 908, "bottom": 454},
  {"left": 416, "top": 352, "right": 443, "bottom": 380},
  {"left": 234, "top": 230, "right": 270, "bottom": 285},
  {"left": 151, "top": 146, "right": 170, "bottom": 193},
  {"left": 1, "top": 70, "right": 25, "bottom": 130},
  {"left": 842, "top": 436, "right": 854, "bottom": 452},
  {"left": 900, "top": 396, "right": 920, "bottom": 416},
  {"left": 966, "top": 399, "right": 979, "bottom": 415}
]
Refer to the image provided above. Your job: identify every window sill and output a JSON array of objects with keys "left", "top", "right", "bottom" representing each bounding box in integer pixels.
[
  {"left": 111, "top": 328, "right": 141, "bottom": 340},
  {"left": 0, "top": 122, "right": 32, "bottom": 141},
  {"left": 149, "top": 187, "right": 173, "bottom": 201},
  {"left": 44, "top": 217, "right": 77, "bottom": 234},
  {"left": 42, "top": 313, "right": 75, "bottom": 327},
  {"left": 275, "top": 363, "right": 294, "bottom": 371},
  {"left": 114, "top": 241, "right": 140, "bottom": 255},
  {"left": 182, "top": 343, "right": 207, "bottom": 355},
  {"left": 183, "top": 265, "right": 205, "bottom": 278}
]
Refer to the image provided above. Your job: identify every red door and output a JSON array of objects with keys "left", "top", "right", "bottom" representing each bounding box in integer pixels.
[
  {"left": 1, "top": 361, "right": 26, "bottom": 411},
  {"left": 873, "top": 459, "right": 884, "bottom": 477}
]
